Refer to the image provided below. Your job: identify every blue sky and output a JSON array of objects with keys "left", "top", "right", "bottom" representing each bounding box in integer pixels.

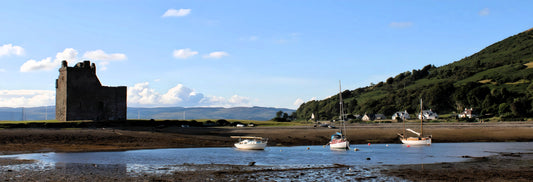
[{"left": 1, "top": 1, "right": 533, "bottom": 109}]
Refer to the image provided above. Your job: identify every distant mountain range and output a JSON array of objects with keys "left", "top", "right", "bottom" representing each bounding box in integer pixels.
[{"left": 0, "top": 106, "right": 295, "bottom": 121}]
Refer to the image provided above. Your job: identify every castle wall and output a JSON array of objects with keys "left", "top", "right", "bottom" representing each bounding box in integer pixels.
[{"left": 56, "top": 60, "right": 127, "bottom": 121}]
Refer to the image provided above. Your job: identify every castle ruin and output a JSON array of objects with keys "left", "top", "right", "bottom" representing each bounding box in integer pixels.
[{"left": 56, "top": 60, "right": 127, "bottom": 121}]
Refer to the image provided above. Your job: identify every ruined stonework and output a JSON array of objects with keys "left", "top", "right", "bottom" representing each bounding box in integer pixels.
[{"left": 56, "top": 60, "right": 127, "bottom": 121}]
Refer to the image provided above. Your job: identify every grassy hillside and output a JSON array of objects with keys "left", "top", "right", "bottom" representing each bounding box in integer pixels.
[{"left": 296, "top": 28, "right": 533, "bottom": 120}]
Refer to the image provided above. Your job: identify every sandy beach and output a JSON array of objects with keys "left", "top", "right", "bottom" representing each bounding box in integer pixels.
[{"left": 1, "top": 122, "right": 533, "bottom": 181}]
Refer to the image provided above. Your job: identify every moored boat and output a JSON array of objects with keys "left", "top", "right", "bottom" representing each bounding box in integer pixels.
[
  {"left": 329, "top": 81, "right": 350, "bottom": 150},
  {"left": 398, "top": 99, "right": 432, "bottom": 146},
  {"left": 329, "top": 131, "right": 350, "bottom": 149},
  {"left": 231, "top": 136, "right": 268, "bottom": 150}
]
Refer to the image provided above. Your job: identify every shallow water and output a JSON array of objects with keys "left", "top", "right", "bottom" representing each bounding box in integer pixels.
[
  {"left": 3, "top": 142, "right": 532, "bottom": 166},
  {"left": 1, "top": 142, "right": 532, "bottom": 179}
]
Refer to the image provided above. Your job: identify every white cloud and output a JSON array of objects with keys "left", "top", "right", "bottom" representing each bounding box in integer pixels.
[
  {"left": 293, "top": 98, "right": 304, "bottom": 106},
  {"left": 56, "top": 48, "right": 79, "bottom": 61},
  {"left": 20, "top": 57, "right": 54, "bottom": 72},
  {"left": 21, "top": 48, "right": 127, "bottom": 72},
  {"left": 162, "top": 8, "right": 191, "bottom": 17},
  {"left": 0, "top": 90, "right": 54, "bottom": 107},
  {"left": 203, "top": 51, "right": 229, "bottom": 59},
  {"left": 173, "top": 48, "right": 198, "bottom": 59},
  {"left": 127, "top": 82, "right": 250, "bottom": 107},
  {"left": 0, "top": 68, "right": 5, "bottom": 72},
  {"left": 160, "top": 84, "right": 204, "bottom": 105},
  {"left": 20, "top": 48, "right": 78, "bottom": 72},
  {"left": 389, "top": 22, "right": 413, "bottom": 28},
  {"left": 82, "top": 50, "right": 126, "bottom": 71},
  {"left": 293, "top": 97, "right": 318, "bottom": 107},
  {"left": 0, "top": 44, "right": 24, "bottom": 57},
  {"left": 479, "top": 8, "right": 490, "bottom": 16},
  {"left": 127, "top": 82, "right": 160, "bottom": 105},
  {"left": 83, "top": 49, "right": 127, "bottom": 61}
]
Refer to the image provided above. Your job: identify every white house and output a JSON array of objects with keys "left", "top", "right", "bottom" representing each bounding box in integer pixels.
[
  {"left": 392, "top": 110, "right": 410, "bottom": 120},
  {"left": 418, "top": 109, "right": 438, "bottom": 120},
  {"left": 458, "top": 108, "right": 475, "bottom": 118}
]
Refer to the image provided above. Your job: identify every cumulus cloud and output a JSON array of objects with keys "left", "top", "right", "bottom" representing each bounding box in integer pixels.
[
  {"left": 160, "top": 84, "right": 204, "bottom": 105},
  {"left": 127, "top": 82, "right": 160, "bottom": 105},
  {"left": 20, "top": 48, "right": 78, "bottom": 72},
  {"left": 0, "top": 44, "right": 24, "bottom": 57},
  {"left": 162, "top": 8, "right": 191, "bottom": 17},
  {"left": 20, "top": 48, "right": 127, "bottom": 72},
  {"left": 389, "top": 22, "right": 413, "bottom": 28},
  {"left": 479, "top": 8, "right": 490, "bottom": 16},
  {"left": 83, "top": 49, "right": 127, "bottom": 61},
  {"left": 0, "top": 90, "right": 55, "bottom": 107},
  {"left": 203, "top": 51, "right": 229, "bottom": 59},
  {"left": 83, "top": 49, "right": 127, "bottom": 71},
  {"left": 173, "top": 48, "right": 198, "bottom": 59},
  {"left": 127, "top": 82, "right": 250, "bottom": 107}
]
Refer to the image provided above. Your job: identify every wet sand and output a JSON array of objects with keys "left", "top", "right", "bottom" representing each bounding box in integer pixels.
[
  {"left": 1, "top": 122, "right": 533, "bottom": 154},
  {"left": 2, "top": 153, "right": 532, "bottom": 181},
  {"left": 1, "top": 122, "right": 533, "bottom": 181},
  {"left": 383, "top": 152, "right": 533, "bottom": 181}
]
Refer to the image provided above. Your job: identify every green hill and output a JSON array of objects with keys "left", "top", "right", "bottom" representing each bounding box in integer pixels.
[{"left": 296, "top": 28, "right": 533, "bottom": 121}]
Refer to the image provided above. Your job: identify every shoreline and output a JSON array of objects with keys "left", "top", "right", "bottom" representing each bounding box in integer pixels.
[
  {"left": 1, "top": 123, "right": 532, "bottom": 181},
  {"left": 1, "top": 122, "right": 533, "bottom": 155}
]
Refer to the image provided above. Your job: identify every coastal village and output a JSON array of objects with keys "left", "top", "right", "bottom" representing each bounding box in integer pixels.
[
  {"left": 1, "top": 58, "right": 533, "bottom": 180},
  {"left": 2, "top": 1, "right": 533, "bottom": 181}
]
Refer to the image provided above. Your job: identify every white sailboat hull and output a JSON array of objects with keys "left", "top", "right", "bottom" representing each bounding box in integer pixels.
[
  {"left": 401, "top": 137, "right": 431, "bottom": 145},
  {"left": 234, "top": 142, "right": 267, "bottom": 150},
  {"left": 330, "top": 140, "right": 350, "bottom": 149}
]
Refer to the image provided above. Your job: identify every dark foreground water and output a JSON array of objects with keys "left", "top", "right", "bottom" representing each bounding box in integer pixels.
[{"left": 2, "top": 142, "right": 532, "bottom": 180}]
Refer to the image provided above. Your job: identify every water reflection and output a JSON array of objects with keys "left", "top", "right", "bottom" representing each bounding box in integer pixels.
[{"left": 2, "top": 142, "right": 532, "bottom": 169}]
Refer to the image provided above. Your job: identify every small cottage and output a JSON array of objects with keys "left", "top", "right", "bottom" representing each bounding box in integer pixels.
[
  {"left": 418, "top": 109, "right": 438, "bottom": 120},
  {"left": 458, "top": 108, "right": 475, "bottom": 118},
  {"left": 392, "top": 110, "right": 410, "bottom": 120},
  {"left": 362, "top": 113, "right": 375, "bottom": 121}
]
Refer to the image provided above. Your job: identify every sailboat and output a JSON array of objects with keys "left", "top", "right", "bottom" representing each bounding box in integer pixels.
[
  {"left": 398, "top": 99, "right": 432, "bottom": 146},
  {"left": 231, "top": 136, "right": 268, "bottom": 150},
  {"left": 329, "top": 81, "right": 350, "bottom": 150}
]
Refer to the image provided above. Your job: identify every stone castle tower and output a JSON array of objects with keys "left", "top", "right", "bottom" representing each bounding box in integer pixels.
[{"left": 56, "top": 60, "right": 127, "bottom": 121}]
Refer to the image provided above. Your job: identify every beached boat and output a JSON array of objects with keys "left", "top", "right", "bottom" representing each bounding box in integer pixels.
[
  {"left": 231, "top": 136, "right": 268, "bottom": 150},
  {"left": 329, "top": 81, "right": 350, "bottom": 150},
  {"left": 398, "top": 99, "right": 432, "bottom": 146}
]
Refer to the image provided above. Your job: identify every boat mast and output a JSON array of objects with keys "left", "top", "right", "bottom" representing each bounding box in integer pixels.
[
  {"left": 420, "top": 98, "right": 423, "bottom": 136},
  {"left": 338, "top": 80, "right": 346, "bottom": 136},
  {"left": 339, "top": 80, "right": 343, "bottom": 122},
  {"left": 402, "top": 111, "right": 406, "bottom": 138}
]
